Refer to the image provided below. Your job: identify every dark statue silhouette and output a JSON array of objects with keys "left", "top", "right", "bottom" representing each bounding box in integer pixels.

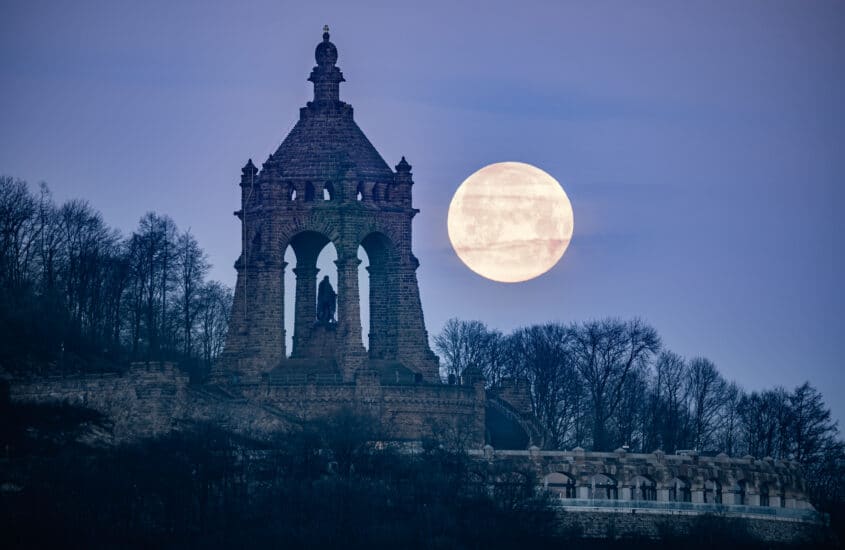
[{"left": 317, "top": 275, "right": 336, "bottom": 325}]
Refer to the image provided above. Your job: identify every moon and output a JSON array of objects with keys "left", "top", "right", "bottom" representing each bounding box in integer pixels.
[{"left": 447, "top": 162, "right": 574, "bottom": 283}]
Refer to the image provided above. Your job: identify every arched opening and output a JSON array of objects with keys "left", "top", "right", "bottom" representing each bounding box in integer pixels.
[
  {"left": 667, "top": 477, "right": 691, "bottom": 502},
  {"left": 323, "top": 182, "right": 334, "bottom": 201},
  {"left": 704, "top": 479, "right": 722, "bottom": 504},
  {"left": 356, "top": 182, "right": 364, "bottom": 201},
  {"left": 282, "top": 231, "right": 337, "bottom": 359},
  {"left": 304, "top": 182, "right": 315, "bottom": 202},
  {"left": 759, "top": 483, "right": 770, "bottom": 507},
  {"left": 630, "top": 475, "right": 656, "bottom": 501},
  {"left": 359, "top": 232, "right": 399, "bottom": 361},
  {"left": 733, "top": 479, "right": 748, "bottom": 505},
  {"left": 287, "top": 183, "right": 297, "bottom": 201},
  {"left": 357, "top": 245, "right": 369, "bottom": 350},
  {"left": 589, "top": 474, "right": 617, "bottom": 500},
  {"left": 543, "top": 472, "right": 576, "bottom": 499}
]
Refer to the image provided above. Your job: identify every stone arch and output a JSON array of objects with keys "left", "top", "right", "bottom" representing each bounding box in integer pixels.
[
  {"left": 284, "top": 230, "right": 340, "bottom": 359},
  {"left": 666, "top": 476, "right": 692, "bottom": 502},
  {"left": 323, "top": 181, "right": 335, "bottom": 201},
  {"left": 759, "top": 482, "right": 771, "bottom": 507},
  {"left": 279, "top": 217, "right": 342, "bottom": 247},
  {"left": 730, "top": 478, "right": 749, "bottom": 505},
  {"left": 543, "top": 472, "right": 576, "bottom": 499},
  {"left": 704, "top": 478, "right": 723, "bottom": 504},
  {"left": 589, "top": 473, "right": 618, "bottom": 500},
  {"left": 629, "top": 474, "right": 657, "bottom": 501},
  {"left": 359, "top": 231, "right": 400, "bottom": 360}
]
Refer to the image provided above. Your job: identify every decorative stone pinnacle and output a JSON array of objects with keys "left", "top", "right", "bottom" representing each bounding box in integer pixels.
[
  {"left": 242, "top": 158, "right": 258, "bottom": 176},
  {"left": 395, "top": 156, "right": 412, "bottom": 173}
]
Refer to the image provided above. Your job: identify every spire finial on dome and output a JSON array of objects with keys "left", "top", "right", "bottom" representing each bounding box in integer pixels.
[
  {"left": 314, "top": 26, "right": 338, "bottom": 67},
  {"left": 309, "top": 26, "right": 344, "bottom": 105}
]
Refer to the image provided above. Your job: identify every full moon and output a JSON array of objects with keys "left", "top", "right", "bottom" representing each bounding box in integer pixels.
[{"left": 447, "top": 162, "right": 574, "bottom": 283}]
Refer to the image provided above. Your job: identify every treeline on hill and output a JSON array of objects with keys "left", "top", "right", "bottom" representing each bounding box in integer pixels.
[
  {"left": 434, "top": 318, "right": 845, "bottom": 517},
  {"left": 0, "top": 175, "right": 232, "bottom": 379}
]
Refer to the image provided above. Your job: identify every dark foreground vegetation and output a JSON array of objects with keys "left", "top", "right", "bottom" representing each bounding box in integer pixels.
[{"left": 0, "top": 400, "right": 837, "bottom": 549}]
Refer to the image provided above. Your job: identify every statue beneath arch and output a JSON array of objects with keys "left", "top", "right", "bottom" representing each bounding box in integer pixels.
[{"left": 316, "top": 276, "right": 336, "bottom": 325}]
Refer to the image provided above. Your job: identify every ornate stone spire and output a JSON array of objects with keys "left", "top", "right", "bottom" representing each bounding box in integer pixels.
[
  {"left": 308, "top": 26, "right": 345, "bottom": 105},
  {"left": 395, "top": 156, "right": 412, "bottom": 173},
  {"left": 241, "top": 158, "right": 257, "bottom": 177}
]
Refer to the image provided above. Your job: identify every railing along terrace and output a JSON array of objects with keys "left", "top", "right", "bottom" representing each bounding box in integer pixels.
[{"left": 545, "top": 497, "right": 821, "bottom": 521}]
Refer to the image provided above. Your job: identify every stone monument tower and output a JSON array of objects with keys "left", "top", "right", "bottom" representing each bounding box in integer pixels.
[{"left": 216, "top": 28, "right": 439, "bottom": 384}]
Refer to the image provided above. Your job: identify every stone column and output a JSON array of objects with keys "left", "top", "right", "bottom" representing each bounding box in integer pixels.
[
  {"left": 292, "top": 265, "right": 318, "bottom": 357},
  {"left": 335, "top": 255, "right": 367, "bottom": 379},
  {"left": 366, "top": 262, "right": 396, "bottom": 359},
  {"left": 395, "top": 256, "right": 440, "bottom": 381}
]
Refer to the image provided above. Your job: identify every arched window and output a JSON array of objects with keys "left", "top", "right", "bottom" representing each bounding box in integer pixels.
[
  {"left": 759, "top": 483, "right": 770, "bottom": 507},
  {"left": 630, "top": 475, "right": 656, "bottom": 501},
  {"left": 667, "top": 477, "right": 691, "bottom": 502},
  {"left": 543, "top": 472, "right": 576, "bottom": 499},
  {"left": 589, "top": 474, "right": 617, "bottom": 500},
  {"left": 287, "top": 183, "right": 297, "bottom": 201},
  {"left": 304, "top": 182, "right": 315, "bottom": 202},
  {"left": 323, "top": 182, "right": 334, "bottom": 201},
  {"left": 734, "top": 480, "right": 748, "bottom": 505},
  {"left": 356, "top": 182, "right": 364, "bottom": 201},
  {"left": 704, "top": 479, "right": 722, "bottom": 504}
]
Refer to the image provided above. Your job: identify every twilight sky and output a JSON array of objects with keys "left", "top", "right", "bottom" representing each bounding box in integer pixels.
[{"left": 1, "top": 1, "right": 843, "bottom": 422}]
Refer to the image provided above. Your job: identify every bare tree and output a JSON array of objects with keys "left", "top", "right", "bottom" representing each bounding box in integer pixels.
[
  {"left": 196, "top": 281, "right": 232, "bottom": 369},
  {"left": 0, "top": 175, "right": 36, "bottom": 290},
  {"left": 739, "top": 388, "right": 792, "bottom": 459},
  {"left": 653, "top": 351, "right": 688, "bottom": 451},
  {"left": 433, "top": 318, "right": 500, "bottom": 382},
  {"left": 789, "top": 382, "right": 839, "bottom": 464},
  {"left": 686, "top": 357, "right": 726, "bottom": 451},
  {"left": 176, "top": 230, "right": 209, "bottom": 357},
  {"left": 716, "top": 382, "right": 744, "bottom": 456},
  {"left": 505, "top": 323, "right": 582, "bottom": 448},
  {"left": 570, "top": 318, "right": 661, "bottom": 451}
]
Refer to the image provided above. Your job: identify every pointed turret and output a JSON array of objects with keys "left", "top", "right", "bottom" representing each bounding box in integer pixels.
[{"left": 394, "top": 156, "right": 414, "bottom": 208}]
